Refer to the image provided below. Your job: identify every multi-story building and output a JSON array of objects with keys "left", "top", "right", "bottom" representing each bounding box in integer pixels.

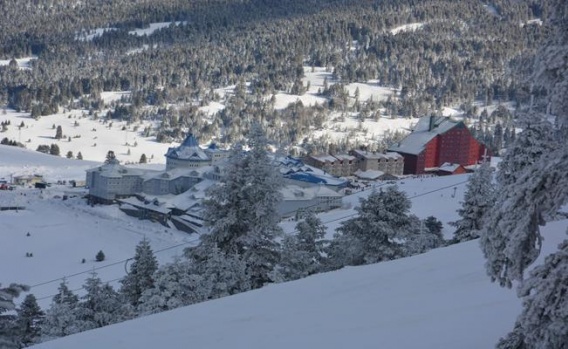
[
  {"left": 165, "top": 133, "right": 228, "bottom": 171},
  {"left": 388, "top": 115, "right": 488, "bottom": 174},
  {"left": 349, "top": 149, "right": 404, "bottom": 176}
]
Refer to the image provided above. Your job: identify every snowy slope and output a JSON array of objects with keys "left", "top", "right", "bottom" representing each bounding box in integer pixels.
[
  {"left": 29, "top": 219, "right": 568, "bottom": 349},
  {"left": 0, "top": 144, "right": 98, "bottom": 182},
  {"left": 0, "top": 167, "right": 468, "bottom": 308}
]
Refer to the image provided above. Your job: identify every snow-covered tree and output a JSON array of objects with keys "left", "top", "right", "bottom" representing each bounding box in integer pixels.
[
  {"left": 0, "top": 283, "right": 29, "bottom": 349},
  {"left": 424, "top": 216, "right": 444, "bottom": 239},
  {"left": 186, "top": 246, "right": 251, "bottom": 299},
  {"left": 481, "top": 3, "right": 568, "bottom": 346},
  {"left": 120, "top": 238, "right": 158, "bottom": 307},
  {"left": 329, "top": 186, "right": 417, "bottom": 267},
  {"left": 500, "top": 239, "right": 568, "bottom": 349},
  {"left": 199, "top": 124, "right": 283, "bottom": 288},
  {"left": 496, "top": 117, "right": 558, "bottom": 187},
  {"left": 16, "top": 294, "right": 44, "bottom": 347},
  {"left": 403, "top": 215, "right": 445, "bottom": 256},
  {"left": 75, "top": 273, "right": 123, "bottom": 331},
  {"left": 480, "top": 147, "right": 568, "bottom": 287},
  {"left": 104, "top": 150, "right": 117, "bottom": 164},
  {"left": 451, "top": 161, "right": 495, "bottom": 243},
  {"left": 275, "top": 212, "right": 328, "bottom": 281},
  {"left": 138, "top": 258, "right": 209, "bottom": 315},
  {"left": 41, "top": 282, "right": 80, "bottom": 340}
]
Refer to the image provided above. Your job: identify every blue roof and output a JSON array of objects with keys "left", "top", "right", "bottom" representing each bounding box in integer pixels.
[
  {"left": 285, "top": 172, "right": 348, "bottom": 188},
  {"left": 181, "top": 134, "right": 199, "bottom": 147}
]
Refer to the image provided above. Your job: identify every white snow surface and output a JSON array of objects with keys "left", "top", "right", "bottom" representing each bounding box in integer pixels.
[
  {"left": 29, "top": 219, "right": 568, "bottom": 349},
  {"left": 1, "top": 142, "right": 566, "bottom": 348},
  {"left": 128, "top": 21, "right": 187, "bottom": 36},
  {"left": 0, "top": 107, "right": 173, "bottom": 165},
  {"left": 390, "top": 23, "right": 425, "bottom": 35},
  {"left": 0, "top": 57, "right": 37, "bottom": 70}
]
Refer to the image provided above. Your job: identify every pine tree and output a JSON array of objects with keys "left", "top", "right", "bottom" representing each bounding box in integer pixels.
[
  {"left": 275, "top": 212, "right": 327, "bottom": 281},
  {"left": 191, "top": 246, "right": 251, "bottom": 299},
  {"left": 76, "top": 152, "right": 83, "bottom": 160},
  {"left": 424, "top": 216, "right": 443, "bottom": 238},
  {"left": 16, "top": 294, "right": 44, "bottom": 347},
  {"left": 139, "top": 153, "right": 147, "bottom": 163},
  {"left": 104, "top": 150, "right": 117, "bottom": 164},
  {"left": 481, "top": 3, "right": 568, "bottom": 346},
  {"left": 66, "top": 151, "right": 73, "bottom": 159},
  {"left": 402, "top": 215, "right": 445, "bottom": 256},
  {"left": 41, "top": 282, "right": 80, "bottom": 340},
  {"left": 75, "top": 273, "right": 122, "bottom": 331},
  {"left": 95, "top": 250, "right": 105, "bottom": 262},
  {"left": 330, "top": 186, "right": 417, "bottom": 267},
  {"left": 55, "top": 125, "right": 63, "bottom": 140},
  {"left": 502, "top": 239, "right": 568, "bottom": 349},
  {"left": 0, "top": 283, "right": 29, "bottom": 349},
  {"left": 120, "top": 238, "right": 158, "bottom": 307},
  {"left": 496, "top": 117, "right": 558, "bottom": 187},
  {"left": 451, "top": 161, "right": 495, "bottom": 243},
  {"left": 198, "top": 124, "right": 283, "bottom": 288},
  {"left": 138, "top": 259, "right": 208, "bottom": 315},
  {"left": 49, "top": 144, "right": 60, "bottom": 156}
]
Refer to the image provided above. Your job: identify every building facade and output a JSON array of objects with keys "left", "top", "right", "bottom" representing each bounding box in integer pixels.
[
  {"left": 388, "top": 115, "right": 488, "bottom": 175},
  {"left": 304, "top": 151, "right": 403, "bottom": 177},
  {"left": 165, "top": 134, "right": 228, "bottom": 171},
  {"left": 349, "top": 150, "right": 404, "bottom": 175}
]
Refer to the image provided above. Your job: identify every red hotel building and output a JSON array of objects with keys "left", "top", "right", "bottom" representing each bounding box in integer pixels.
[{"left": 388, "top": 115, "right": 488, "bottom": 175}]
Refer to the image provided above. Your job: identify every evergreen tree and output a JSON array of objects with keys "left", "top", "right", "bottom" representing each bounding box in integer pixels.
[
  {"left": 16, "top": 294, "right": 44, "bottom": 347},
  {"left": 76, "top": 152, "right": 83, "bottom": 160},
  {"left": 41, "top": 282, "right": 80, "bottom": 340},
  {"left": 190, "top": 247, "right": 251, "bottom": 299},
  {"left": 499, "top": 239, "right": 568, "bottom": 349},
  {"left": 139, "top": 153, "right": 147, "bottom": 163},
  {"left": 329, "top": 186, "right": 417, "bottom": 267},
  {"left": 55, "top": 125, "right": 63, "bottom": 140},
  {"left": 496, "top": 117, "right": 558, "bottom": 187},
  {"left": 75, "top": 273, "right": 122, "bottom": 331},
  {"left": 104, "top": 151, "right": 117, "bottom": 164},
  {"left": 120, "top": 238, "right": 158, "bottom": 307},
  {"left": 66, "top": 151, "right": 74, "bottom": 159},
  {"left": 51, "top": 282, "right": 78, "bottom": 306},
  {"left": 138, "top": 259, "right": 208, "bottom": 316},
  {"left": 402, "top": 215, "right": 445, "bottom": 256},
  {"left": 95, "top": 250, "right": 105, "bottom": 262},
  {"left": 198, "top": 124, "right": 283, "bottom": 288},
  {"left": 49, "top": 144, "right": 60, "bottom": 156},
  {"left": 451, "top": 161, "right": 495, "bottom": 243},
  {"left": 481, "top": 3, "right": 568, "bottom": 346},
  {"left": 36, "top": 145, "right": 50, "bottom": 154},
  {"left": 424, "top": 216, "right": 444, "bottom": 238},
  {"left": 275, "top": 212, "right": 327, "bottom": 281},
  {"left": 0, "top": 283, "right": 29, "bottom": 349}
]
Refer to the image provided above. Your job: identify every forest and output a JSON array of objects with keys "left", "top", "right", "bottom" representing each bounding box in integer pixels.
[{"left": 0, "top": 0, "right": 550, "bottom": 153}]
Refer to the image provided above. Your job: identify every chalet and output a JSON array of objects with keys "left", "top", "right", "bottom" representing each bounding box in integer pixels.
[{"left": 388, "top": 115, "right": 488, "bottom": 175}]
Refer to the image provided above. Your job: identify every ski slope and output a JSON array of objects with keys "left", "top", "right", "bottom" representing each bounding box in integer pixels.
[{"left": 29, "top": 219, "right": 568, "bottom": 349}]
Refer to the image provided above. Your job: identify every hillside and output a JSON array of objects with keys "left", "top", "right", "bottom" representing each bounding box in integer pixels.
[
  {"left": 28, "top": 219, "right": 568, "bottom": 349},
  {"left": 0, "top": 142, "right": 469, "bottom": 308}
]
